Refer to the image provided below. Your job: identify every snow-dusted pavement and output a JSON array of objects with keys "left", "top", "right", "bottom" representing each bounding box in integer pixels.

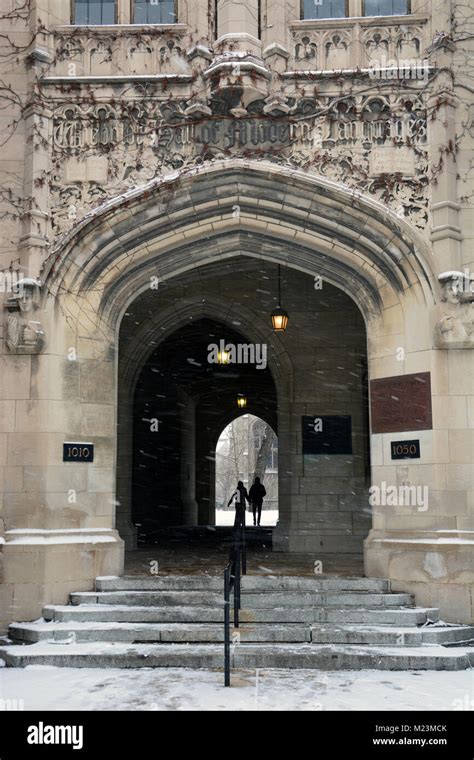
[
  {"left": 1, "top": 666, "right": 473, "bottom": 711},
  {"left": 215, "top": 509, "right": 278, "bottom": 526}
]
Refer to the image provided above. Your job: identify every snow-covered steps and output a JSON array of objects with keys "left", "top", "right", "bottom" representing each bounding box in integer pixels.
[
  {"left": 9, "top": 620, "right": 474, "bottom": 647},
  {"left": 95, "top": 575, "right": 391, "bottom": 593},
  {"left": 1, "top": 642, "right": 473, "bottom": 671},
  {"left": 2, "top": 574, "right": 473, "bottom": 670},
  {"left": 310, "top": 623, "right": 474, "bottom": 647},
  {"left": 69, "top": 590, "right": 414, "bottom": 608},
  {"left": 40, "top": 603, "right": 440, "bottom": 626},
  {"left": 9, "top": 621, "right": 311, "bottom": 644}
]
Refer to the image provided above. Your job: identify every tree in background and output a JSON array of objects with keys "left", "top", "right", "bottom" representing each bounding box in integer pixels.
[{"left": 215, "top": 415, "right": 278, "bottom": 510}]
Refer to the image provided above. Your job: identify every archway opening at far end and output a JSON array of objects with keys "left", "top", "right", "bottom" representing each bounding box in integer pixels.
[{"left": 215, "top": 415, "right": 279, "bottom": 527}]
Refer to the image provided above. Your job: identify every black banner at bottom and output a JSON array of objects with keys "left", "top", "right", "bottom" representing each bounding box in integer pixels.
[{"left": 0, "top": 711, "right": 472, "bottom": 757}]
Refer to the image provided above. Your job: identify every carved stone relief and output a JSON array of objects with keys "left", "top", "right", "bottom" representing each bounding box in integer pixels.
[
  {"left": 5, "top": 279, "right": 45, "bottom": 354},
  {"left": 434, "top": 272, "right": 474, "bottom": 349}
]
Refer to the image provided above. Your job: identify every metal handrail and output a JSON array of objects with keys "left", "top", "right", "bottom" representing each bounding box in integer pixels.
[{"left": 224, "top": 503, "right": 247, "bottom": 686}]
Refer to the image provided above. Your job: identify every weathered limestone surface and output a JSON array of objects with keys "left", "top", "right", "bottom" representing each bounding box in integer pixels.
[{"left": 0, "top": 0, "right": 472, "bottom": 629}]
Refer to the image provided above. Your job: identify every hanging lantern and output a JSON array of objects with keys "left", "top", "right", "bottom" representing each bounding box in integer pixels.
[
  {"left": 237, "top": 395, "right": 247, "bottom": 409},
  {"left": 271, "top": 306, "right": 289, "bottom": 332},
  {"left": 271, "top": 264, "right": 289, "bottom": 332}
]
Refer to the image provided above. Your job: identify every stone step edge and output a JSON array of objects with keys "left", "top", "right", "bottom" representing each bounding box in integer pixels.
[
  {"left": 69, "top": 592, "right": 414, "bottom": 606},
  {"left": 80, "top": 590, "right": 402, "bottom": 597},
  {"left": 1, "top": 642, "right": 472, "bottom": 656},
  {"left": 96, "top": 575, "right": 391, "bottom": 582},
  {"left": 1, "top": 643, "right": 472, "bottom": 671},
  {"left": 10, "top": 621, "right": 472, "bottom": 634},
  {"left": 41, "top": 604, "right": 442, "bottom": 618},
  {"left": 95, "top": 576, "right": 391, "bottom": 589},
  {"left": 8, "top": 621, "right": 474, "bottom": 645}
]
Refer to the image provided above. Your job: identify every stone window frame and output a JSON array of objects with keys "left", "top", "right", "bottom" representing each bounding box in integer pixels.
[
  {"left": 130, "top": 0, "right": 178, "bottom": 24},
  {"left": 300, "top": 0, "right": 350, "bottom": 20},
  {"left": 300, "top": 0, "right": 413, "bottom": 18},
  {"left": 70, "top": 0, "right": 181, "bottom": 25},
  {"left": 361, "top": 0, "right": 411, "bottom": 16},
  {"left": 71, "top": 0, "right": 117, "bottom": 25}
]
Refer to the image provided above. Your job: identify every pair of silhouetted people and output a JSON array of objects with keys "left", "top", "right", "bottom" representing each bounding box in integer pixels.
[{"left": 227, "top": 477, "right": 266, "bottom": 526}]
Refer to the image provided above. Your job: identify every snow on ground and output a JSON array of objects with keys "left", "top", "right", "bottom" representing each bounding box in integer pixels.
[
  {"left": 216, "top": 509, "right": 278, "bottom": 526},
  {"left": 0, "top": 666, "right": 473, "bottom": 711}
]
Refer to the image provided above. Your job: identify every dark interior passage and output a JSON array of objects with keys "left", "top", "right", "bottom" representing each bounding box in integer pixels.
[{"left": 132, "top": 318, "right": 277, "bottom": 542}]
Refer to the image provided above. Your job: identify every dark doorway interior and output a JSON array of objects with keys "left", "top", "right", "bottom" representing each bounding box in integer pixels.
[{"left": 132, "top": 318, "right": 277, "bottom": 543}]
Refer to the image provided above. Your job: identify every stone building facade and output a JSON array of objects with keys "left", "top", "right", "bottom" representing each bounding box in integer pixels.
[{"left": 0, "top": 0, "right": 473, "bottom": 631}]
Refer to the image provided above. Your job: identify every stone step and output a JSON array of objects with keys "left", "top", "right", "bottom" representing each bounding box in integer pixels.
[
  {"left": 9, "top": 620, "right": 473, "bottom": 646},
  {"left": 43, "top": 604, "right": 440, "bottom": 626},
  {"left": 95, "top": 575, "right": 391, "bottom": 593},
  {"left": 70, "top": 590, "right": 414, "bottom": 608},
  {"left": 1, "top": 642, "right": 472, "bottom": 670},
  {"left": 9, "top": 621, "right": 311, "bottom": 644},
  {"left": 310, "top": 623, "right": 474, "bottom": 646}
]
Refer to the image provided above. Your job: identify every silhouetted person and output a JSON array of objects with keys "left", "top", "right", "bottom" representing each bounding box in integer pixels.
[
  {"left": 249, "top": 477, "right": 266, "bottom": 526},
  {"left": 227, "top": 481, "right": 250, "bottom": 514}
]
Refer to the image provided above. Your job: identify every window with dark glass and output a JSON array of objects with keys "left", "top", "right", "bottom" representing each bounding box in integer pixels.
[
  {"left": 301, "top": 0, "right": 348, "bottom": 19},
  {"left": 133, "top": 0, "right": 177, "bottom": 24},
  {"left": 363, "top": 0, "right": 410, "bottom": 15},
  {"left": 73, "top": 0, "right": 116, "bottom": 24}
]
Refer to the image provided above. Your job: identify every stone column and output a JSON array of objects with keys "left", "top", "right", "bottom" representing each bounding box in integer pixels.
[
  {"left": 262, "top": 0, "right": 289, "bottom": 71},
  {"left": 217, "top": 0, "right": 259, "bottom": 40},
  {"left": 117, "top": 0, "right": 130, "bottom": 24},
  {"left": 0, "top": 305, "right": 124, "bottom": 633},
  {"left": 178, "top": 389, "right": 199, "bottom": 525},
  {"left": 428, "top": 1, "right": 461, "bottom": 272},
  {"left": 21, "top": 1, "right": 55, "bottom": 279},
  {"left": 184, "top": 0, "right": 211, "bottom": 42},
  {"left": 116, "top": 398, "right": 138, "bottom": 549}
]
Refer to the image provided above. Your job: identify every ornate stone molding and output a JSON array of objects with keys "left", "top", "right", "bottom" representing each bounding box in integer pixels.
[
  {"left": 5, "top": 279, "right": 45, "bottom": 354},
  {"left": 434, "top": 272, "right": 474, "bottom": 349}
]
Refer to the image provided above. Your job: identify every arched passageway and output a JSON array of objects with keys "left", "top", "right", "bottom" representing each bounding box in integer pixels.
[
  {"left": 7, "top": 162, "right": 469, "bottom": 628},
  {"left": 215, "top": 414, "right": 279, "bottom": 527},
  {"left": 130, "top": 317, "right": 277, "bottom": 542},
  {"left": 116, "top": 256, "right": 370, "bottom": 557}
]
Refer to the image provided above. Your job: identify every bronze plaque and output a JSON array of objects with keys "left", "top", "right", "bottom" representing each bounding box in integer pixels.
[{"left": 370, "top": 372, "right": 432, "bottom": 434}]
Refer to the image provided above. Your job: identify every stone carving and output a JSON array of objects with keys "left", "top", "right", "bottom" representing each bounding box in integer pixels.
[
  {"left": 128, "top": 38, "right": 153, "bottom": 73},
  {"left": 54, "top": 107, "right": 84, "bottom": 149},
  {"left": 434, "top": 272, "right": 474, "bottom": 349},
  {"left": 91, "top": 106, "right": 117, "bottom": 148},
  {"left": 324, "top": 31, "right": 351, "bottom": 68},
  {"left": 5, "top": 279, "right": 45, "bottom": 354},
  {"left": 397, "top": 29, "right": 422, "bottom": 58},
  {"left": 50, "top": 94, "right": 429, "bottom": 236},
  {"left": 294, "top": 35, "right": 318, "bottom": 63},
  {"left": 159, "top": 40, "right": 184, "bottom": 66},
  {"left": 363, "top": 26, "right": 424, "bottom": 66},
  {"left": 55, "top": 30, "right": 188, "bottom": 78},
  {"left": 89, "top": 40, "right": 113, "bottom": 73},
  {"left": 365, "top": 31, "right": 391, "bottom": 61},
  {"left": 370, "top": 146, "right": 415, "bottom": 177}
]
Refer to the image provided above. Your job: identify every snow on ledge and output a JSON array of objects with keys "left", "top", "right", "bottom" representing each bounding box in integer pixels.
[{"left": 5, "top": 529, "right": 117, "bottom": 546}]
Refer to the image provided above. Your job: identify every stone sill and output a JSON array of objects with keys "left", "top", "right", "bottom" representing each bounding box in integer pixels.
[
  {"left": 282, "top": 68, "right": 434, "bottom": 81},
  {"left": 55, "top": 24, "right": 188, "bottom": 35},
  {"left": 289, "top": 14, "right": 428, "bottom": 29},
  {"left": 41, "top": 74, "right": 194, "bottom": 85}
]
